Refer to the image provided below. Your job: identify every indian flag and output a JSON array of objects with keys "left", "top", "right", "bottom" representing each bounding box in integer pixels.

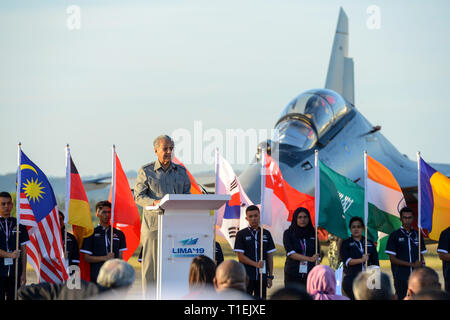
[{"left": 365, "top": 153, "right": 404, "bottom": 259}]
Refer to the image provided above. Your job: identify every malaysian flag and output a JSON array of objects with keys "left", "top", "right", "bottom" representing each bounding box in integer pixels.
[{"left": 18, "top": 150, "right": 69, "bottom": 283}]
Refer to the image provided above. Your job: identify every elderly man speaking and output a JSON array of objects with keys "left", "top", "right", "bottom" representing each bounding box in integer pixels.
[{"left": 134, "top": 135, "right": 191, "bottom": 298}]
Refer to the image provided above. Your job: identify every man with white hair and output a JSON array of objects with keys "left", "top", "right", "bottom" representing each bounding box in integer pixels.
[
  {"left": 134, "top": 135, "right": 191, "bottom": 297},
  {"left": 18, "top": 259, "right": 135, "bottom": 300},
  {"left": 97, "top": 259, "right": 135, "bottom": 289},
  {"left": 352, "top": 269, "right": 395, "bottom": 300},
  {"left": 94, "top": 259, "right": 135, "bottom": 299}
]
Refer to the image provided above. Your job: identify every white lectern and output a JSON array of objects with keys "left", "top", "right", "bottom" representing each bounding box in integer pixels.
[{"left": 148, "top": 194, "right": 230, "bottom": 300}]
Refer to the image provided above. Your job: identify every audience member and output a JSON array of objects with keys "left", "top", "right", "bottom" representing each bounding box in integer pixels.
[
  {"left": 306, "top": 265, "right": 349, "bottom": 300},
  {"left": 213, "top": 260, "right": 252, "bottom": 300},
  {"left": 93, "top": 259, "right": 135, "bottom": 299},
  {"left": 19, "top": 259, "right": 134, "bottom": 300},
  {"left": 353, "top": 269, "right": 395, "bottom": 300},
  {"left": 183, "top": 255, "right": 217, "bottom": 299},
  {"left": 270, "top": 284, "right": 312, "bottom": 300},
  {"left": 404, "top": 266, "right": 441, "bottom": 300}
]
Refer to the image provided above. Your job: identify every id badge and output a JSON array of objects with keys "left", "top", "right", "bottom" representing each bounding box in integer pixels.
[
  {"left": 260, "top": 260, "right": 266, "bottom": 274},
  {"left": 299, "top": 261, "right": 308, "bottom": 274},
  {"left": 4, "top": 258, "right": 13, "bottom": 266}
]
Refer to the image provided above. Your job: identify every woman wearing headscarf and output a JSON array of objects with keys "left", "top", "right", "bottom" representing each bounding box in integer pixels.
[
  {"left": 283, "top": 207, "right": 321, "bottom": 287},
  {"left": 307, "top": 265, "right": 350, "bottom": 300},
  {"left": 306, "top": 265, "right": 349, "bottom": 300},
  {"left": 339, "top": 216, "right": 379, "bottom": 300}
]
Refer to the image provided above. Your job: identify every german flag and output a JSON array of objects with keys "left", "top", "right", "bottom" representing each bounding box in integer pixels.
[{"left": 65, "top": 148, "right": 94, "bottom": 280}]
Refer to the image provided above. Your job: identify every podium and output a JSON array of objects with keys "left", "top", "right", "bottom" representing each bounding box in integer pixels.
[{"left": 148, "top": 194, "right": 230, "bottom": 300}]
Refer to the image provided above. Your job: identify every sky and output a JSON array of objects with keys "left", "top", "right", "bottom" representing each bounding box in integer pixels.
[{"left": 1, "top": 0, "right": 450, "bottom": 178}]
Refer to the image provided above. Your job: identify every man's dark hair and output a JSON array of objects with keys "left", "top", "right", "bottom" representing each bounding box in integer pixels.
[
  {"left": 0, "top": 192, "right": 12, "bottom": 199},
  {"left": 245, "top": 205, "right": 260, "bottom": 215},
  {"left": 349, "top": 216, "right": 364, "bottom": 229},
  {"left": 96, "top": 200, "right": 112, "bottom": 212},
  {"left": 399, "top": 207, "right": 414, "bottom": 218},
  {"left": 270, "top": 284, "right": 312, "bottom": 300},
  {"left": 409, "top": 267, "right": 441, "bottom": 292}
]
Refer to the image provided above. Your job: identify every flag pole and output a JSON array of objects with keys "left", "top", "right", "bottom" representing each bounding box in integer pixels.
[
  {"left": 314, "top": 150, "right": 319, "bottom": 262},
  {"left": 417, "top": 151, "right": 422, "bottom": 264},
  {"left": 14, "top": 143, "right": 22, "bottom": 300},
  {"left": 110, "top": 144, "right": 116, "bottom": 254},
  {"left": 64, "top": 144, "right": 70, "bottom": 259},
  {"left": 364, "top": 151, "right": 368, "bottom": 269},
  {"left": 213, "top": 148, "right": 219, "bottom": 263},
  {"left": 259, "top": 149, "right": 266, "bottom": 299}
]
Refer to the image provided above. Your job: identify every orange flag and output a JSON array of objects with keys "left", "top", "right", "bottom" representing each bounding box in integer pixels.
[
  {"left": 172, "top": 155, "right": 203, "bottom": 194},
  {"left": 108, "top": 148, "right": 141, "bottom": 261}
]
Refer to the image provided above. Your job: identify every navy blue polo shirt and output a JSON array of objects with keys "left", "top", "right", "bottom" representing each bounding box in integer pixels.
[
  {"left": 385, "top": 227, "right": 427, "bottom": 281},
  {"left": 283, "top": 228, "right": 318, "bottom": 277},
  {"left": 80, "top": 225, "right": 127, "bottom": 283},
  {"left": 215, "top": 242, "right": 224, "bottom": 266},
  {"left": 340, "top": 236, "right": 379, "bottom": 277},
  {"left": 437, "top": 227, "right": 450, "bottom": 283},
  {"left": 234, "top": 227, "right": 276, "bottom": 281},
  {"left": 0, "top": 217, "right": 30, "bottom": 277},
  {"left": 61, "top": 228, "right": 80, "bottom": 266}
]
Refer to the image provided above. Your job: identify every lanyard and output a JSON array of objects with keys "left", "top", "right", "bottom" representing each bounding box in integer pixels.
[
  {"left": 249, "top": 227, "right": 264, "bottom": 279},
  {"left": 401, "top": 228, "right": 416, "bottom": 244},
  {"left": 354, "top": 239, "right": 364, "bottom": 255},
  {"left": 104, "top": 227, "right": 112, "bottom": 254},
  {"left": 400, "top": 228, "right": 416, "bottom": 267},
  {"left": 351, "top": 238, "right": 366, "bottom": 271},
  {"left": 0, "top": 218, "right": 13, "bottom": 251},
  {"left": 249, "top": 227, "right": 259, "bottom": 242},
  {"left": 300, "top": 239, "right": 307, "bottom": 254}
]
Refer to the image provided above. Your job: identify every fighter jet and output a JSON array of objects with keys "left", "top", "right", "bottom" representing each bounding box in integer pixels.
[{"left": 238, "top": 7, "right": 450, "bottom": 209}]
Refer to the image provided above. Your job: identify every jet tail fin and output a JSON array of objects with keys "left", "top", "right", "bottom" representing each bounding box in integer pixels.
[{"left": 325, "top": 7, "right": 355, "bottom": 105}]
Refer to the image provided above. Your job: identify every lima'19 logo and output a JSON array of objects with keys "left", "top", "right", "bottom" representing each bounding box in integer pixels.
[
  {"left": 171, "top": 237, "right": 205, "bottom": 258},
  {"left": 179, "top": 238, "right": 199, "bottom": 246}
]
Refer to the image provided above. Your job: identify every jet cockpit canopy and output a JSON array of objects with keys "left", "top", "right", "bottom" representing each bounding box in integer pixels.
[{"left": 274, "top": 89, "right": 352, "bottom": 151}]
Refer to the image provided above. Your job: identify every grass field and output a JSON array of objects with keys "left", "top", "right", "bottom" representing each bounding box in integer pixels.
[
  {"left": 124, "top": 236, "right": 445, "bottom": 284},
  {"left": 26, "top": 237, "right": 443, "bottom": 271}
]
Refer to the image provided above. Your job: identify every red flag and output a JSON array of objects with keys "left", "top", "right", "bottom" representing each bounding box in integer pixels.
[
  {"left": 172, "top": 155, "right": 202, "bottom": 194},
  {"left": 261, "top": 153, "right": 317, "bottom": 244},
  {"left": 108, "top": 149, "right": 141, "bottom": 261}
]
